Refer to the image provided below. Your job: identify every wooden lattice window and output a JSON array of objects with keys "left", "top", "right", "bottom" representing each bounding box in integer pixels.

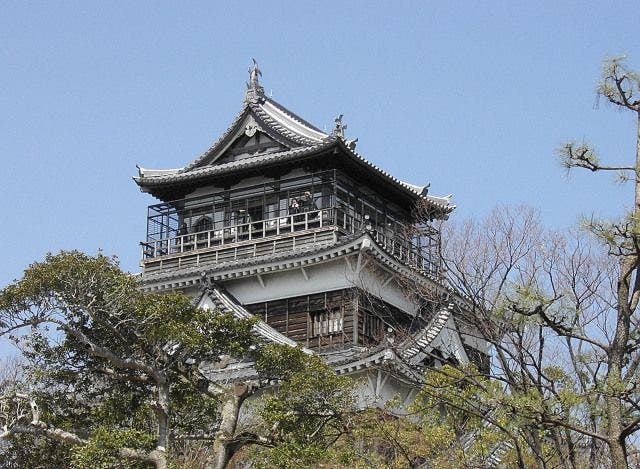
[{"left": 312, "top": 310, "right": 343, "bottom": 337}]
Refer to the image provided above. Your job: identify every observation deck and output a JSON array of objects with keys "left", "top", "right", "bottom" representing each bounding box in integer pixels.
[{"left": 140, "top": 171, "right": 442, "bottom": 276}]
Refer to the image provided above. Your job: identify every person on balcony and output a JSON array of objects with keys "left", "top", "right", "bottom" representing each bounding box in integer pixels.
[
  {"left": 300, "top": 191, "right": 318, "bottom": 217},
  {"left": 175, "top": 222, "right": 192, "bottom": 252},
  {"left": 289, "top": 197, "right": 300, "bottom": 215},
  {"left": 177, "top": 222, "right": 189, "bottom": 237}
]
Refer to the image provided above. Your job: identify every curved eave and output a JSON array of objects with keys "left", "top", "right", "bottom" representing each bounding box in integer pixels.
[
  {"left": 253, "top": 97, "right": 328, "bottom": 145},
  {"left": 181, "top": 103, "right": 252, "bottom": 173},
  {"left": 203, "top": 286, "right": 304, "bottom": 349},
  {"left": 141, "top": 230, "right": 470, "bottom": 310},
  {"left": 135, "top": 138, "right": 454, "bottom": 217},
  {"left": 134, "top": 142, "right": 334, "bottom": 190},
  {"left": 333, "top": 139, "right": 456, "bottom": 217}
]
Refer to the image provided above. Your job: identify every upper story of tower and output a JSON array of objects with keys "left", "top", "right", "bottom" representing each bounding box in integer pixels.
[{"left": 134, "top": 62, "right": 455, "bottom": 279}]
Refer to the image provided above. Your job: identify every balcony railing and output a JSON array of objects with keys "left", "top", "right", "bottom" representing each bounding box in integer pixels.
[
  {"left": 140, "top": 206, "right": 440, "bottom": 275},
  {"left": 141, "top": 208, "right": 332, "bottom": 259}
]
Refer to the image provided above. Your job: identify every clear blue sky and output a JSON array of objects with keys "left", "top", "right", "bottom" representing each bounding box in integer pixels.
[{"left": 1, "top": 2, "right": 639, "bottom": 353}]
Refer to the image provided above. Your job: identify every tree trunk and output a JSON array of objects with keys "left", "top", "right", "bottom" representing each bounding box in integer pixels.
[
  {"left": 605, "top": 109, "right": 640, "bottom": 469},
  {"left": 151, "top": 449, "right": 168, "bottom": 469},
  {"left": 607, "top": 436, "right": 628, "bottom": 469},
  {"left": 206, "top": 383, "right": 251, "bottom": 469},
  {"left": 636, "top": 111, "right": 640, "bottom": 212},
  {"left": 154, "top": 382, "right": 170, "bottom": 469},
  {"left": 607, "top": 108, "right": 640, "bottom": 469}
]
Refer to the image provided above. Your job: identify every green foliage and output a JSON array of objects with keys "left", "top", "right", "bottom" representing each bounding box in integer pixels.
[
  {"left": 597, "top": 55, "right": 640, "bottom": 108},
  {"left": 557, "top": 141, "right": 600, "bottom": 171},
  {"left": 252, "top": 344, "right": 356, "bottom": 468},
  {"left": 349, "top": 408, "right": 453, "bottom": 469},
  {"left": 415, "top": 365, "right": 543, "bottom": 467},
  {"left": 0, "top": 434, "right": 72, "bottom": 469},
  {"left": 70, "top": 427, "right": 155, "bottom": 469},
  {"left": 0, "top": 251, "right": 260, "bottom": 467},
  {"left": 255, "top": 343, "right": 311, "bottom": 380}
]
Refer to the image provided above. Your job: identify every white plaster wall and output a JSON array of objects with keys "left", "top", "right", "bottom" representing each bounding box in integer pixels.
[
  {"left": 221, "top": 256, "right": 419, "bottom": 316},
  {"left": 223, "top": 260, "right": 352, "bottom": 304}
]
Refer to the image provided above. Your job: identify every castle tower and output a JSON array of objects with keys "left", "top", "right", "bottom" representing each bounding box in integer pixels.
[{"left": 135, "top": 63, "right": 487, "bottom": 402}]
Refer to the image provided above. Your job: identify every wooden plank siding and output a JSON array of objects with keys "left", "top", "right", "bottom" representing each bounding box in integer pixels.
[
  {"left": 245, "top": 289, "right": 422, "bottom": 350},
  {"left": 244, "top": 289, "right": 357, "bottom": 351}
]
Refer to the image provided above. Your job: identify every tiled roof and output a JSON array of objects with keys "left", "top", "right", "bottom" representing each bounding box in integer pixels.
[
  {"left": 401, "top": 306, "right": 452, "bottom": 363},
  {"left": 180, "top": 103, "right": 251, "bottom": 173},
  {"left": 206, "top": 285, "right": 301, "bottom": 348},
  {"left": 140, "top": 230, "right": 470, "bottom": 311},
  {"left": 335, "top": 139, "right": 455, "bottom": 213},
  {"left": 172, "top": 96, "right": 328, "bottom": 175},
  {"left": 134, "top": 82, "right": 455, "bottom": 214},
  {"left": 252, "top": 97, "right": 327, "bottom": 145},
  {"left": 201, "top": 329, "right": 455, "bottom": 385},
  {"left": 136, "top": 142, "right": 332, "bottom": 186}
]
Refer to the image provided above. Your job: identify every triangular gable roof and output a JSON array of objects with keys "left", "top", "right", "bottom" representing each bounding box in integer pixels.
[
  {"left": 196, "top": 284, "right": 307, "bottom": 350},
  {"left": 178, "top": 95, "right": 328, "bottom": 173},
  {"left": 134, "top": 67, "right": 455, "bottom": 215}
]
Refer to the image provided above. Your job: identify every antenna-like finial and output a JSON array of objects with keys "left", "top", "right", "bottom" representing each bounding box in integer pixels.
[{"left": 244, "top": 58, "right": 265, "bottom": 103}]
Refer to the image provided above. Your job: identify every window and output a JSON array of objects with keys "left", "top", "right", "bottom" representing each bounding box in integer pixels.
[
  {"left": 194, "top": 216, "right": 212, "bottom": 233},
  {"left": 312, "top": 310, "right": 343, "bottom": 336}
]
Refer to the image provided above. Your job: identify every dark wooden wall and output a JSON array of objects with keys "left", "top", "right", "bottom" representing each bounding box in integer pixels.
[
  {"left": 245, "top": 288, "right": 425, "bottom": 351},
  {"left": 245, "top": 289, "right": 359, "bottom": 351}
]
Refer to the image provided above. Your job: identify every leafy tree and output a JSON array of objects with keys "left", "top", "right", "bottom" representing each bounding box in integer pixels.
[
  {"left": 554, "top": 55, "right": 640, "bottom": 469},
  {"left": 0, "top": 251, "right": 357, "bottom": 469},
  {"left": 249, "top": 344, "right": 356, "bottom": 468},
  {"left": 411, "top": 56, "right": 640, "bottom": 469}
]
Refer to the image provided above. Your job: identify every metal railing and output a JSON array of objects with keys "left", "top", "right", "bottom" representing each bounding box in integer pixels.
[
  {"left": 141, "top": 206, "right": 440, "bottom": 275},
  {"left": 141, "top": 208, "right": 333, "bottom": 259}
]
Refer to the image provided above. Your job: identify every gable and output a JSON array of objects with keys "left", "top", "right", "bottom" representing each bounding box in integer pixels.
[
  {"left": 184, "top": 110, "right": 302, "bottom": 171},
  {"left": 214, "top": 129, "right": 286, "bottom": 165}
]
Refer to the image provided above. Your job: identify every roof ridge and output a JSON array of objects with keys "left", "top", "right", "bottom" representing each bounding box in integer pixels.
[
  {"left": 180, "top": 104, "right": 250, "bottom": 173},
  {"left": 251, "top": 100, "right": 327, "bottom": 146},
  {"left": 263, "top": 96, "right": 325, "bottom": 134}
]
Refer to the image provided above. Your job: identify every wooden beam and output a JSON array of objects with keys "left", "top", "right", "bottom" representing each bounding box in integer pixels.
[
  {"left": 256, "top": 274, "right": 265, "bottom": 288},
  {"left": 300, "top": 266, "right": 309, "bottom": 281}
]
